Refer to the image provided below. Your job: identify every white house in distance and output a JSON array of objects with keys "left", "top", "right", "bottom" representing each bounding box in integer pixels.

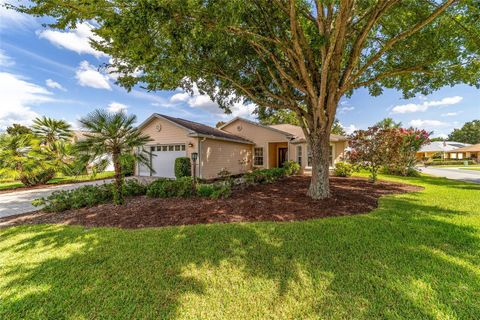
[
  {"left": 416, "top": 141, "right": 471, "bottom": 160},
  {"left": 135, "top": 114, "right": 348, "bottom": 179}
]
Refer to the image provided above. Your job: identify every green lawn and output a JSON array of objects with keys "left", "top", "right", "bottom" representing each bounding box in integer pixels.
[
  {"left": 1, "top": 174, "right": 479, "bottom": 319},
  {"left": 0, "top": 171, "right": 115, "bottom": 191},
  {"left": 460, "top": 167, "right": 480, "bottom": 171}
]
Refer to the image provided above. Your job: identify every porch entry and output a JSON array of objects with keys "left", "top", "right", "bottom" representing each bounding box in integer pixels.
[
  {"left": 268, "top": 142, "right": 289, "bottom": 168},
  {"left": 278, "top": 148, "right": 288, "bottom": 167}
]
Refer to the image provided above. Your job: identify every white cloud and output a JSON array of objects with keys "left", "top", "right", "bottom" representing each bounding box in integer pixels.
[
  {"left": 409, "top": 119, "right": 448, "bottom": 127},
  {"left": 392, "top": 96, "right": 463, "bottom": 114},
  {"left": 37, "top": 22, "right": 107, "bottom": 58},
  {"left": 339, "top": 106, "right": 354, "bottom": 114},
  {"left": 169, "top": 85, "right": 256, "bottom": 120},
  {"left": 441, "top": 112, "right": 459, "bottom": 117},
  {"left": 0, "top": 49, "right": 14, "bottom": 67},
  {"left": 75, "top": 61, "right": 111, "bottom": 90},
  {"left": 45, "top": 79, "right": 66, "bottom": 91},
  {"left": 0, "top": 0, "right": 36, "bottom": 31},
  {"left": 0, "top": 72, "right": 53, "bottom": 129},
  {"left": 107, "top": 102, "right": 128, "bottom": 113},
  {"left": 341, "top": 124, "right": 357, "bottom": 134}
]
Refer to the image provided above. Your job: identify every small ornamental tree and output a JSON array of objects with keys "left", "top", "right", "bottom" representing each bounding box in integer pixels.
[
  {"left": 391, "top": 128, "right": 430, "bottom": 176},
  {"left": 348, "top": 127, "right": 400, "bottom": 183}
]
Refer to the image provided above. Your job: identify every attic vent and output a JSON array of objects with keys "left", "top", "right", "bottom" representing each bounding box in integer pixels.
[
  {"left": 155, "top": 124, "right": 162, "bottom": 132},
  {"left": 237, "top": 125, "right": 243, "bottom": 132}
]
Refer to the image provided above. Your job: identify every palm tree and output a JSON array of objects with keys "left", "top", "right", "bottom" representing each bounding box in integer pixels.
[
  {"left": 32, "top": 116, "right": 73, "bottom": 148},
  {"left": 76, "top": 110, "right": 152, "bottom": 204},
  {"left": 0, "top": 133, "right": 56, "bottom": 186}
]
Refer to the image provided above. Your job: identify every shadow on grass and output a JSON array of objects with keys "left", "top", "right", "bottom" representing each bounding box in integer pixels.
[{"left": 0, "top": 194, "right": 479, "bottom": 319}]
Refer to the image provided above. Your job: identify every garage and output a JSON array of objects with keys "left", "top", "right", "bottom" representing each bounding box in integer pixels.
[{"left": 138, "top": 144, "right": 186, "bottom": 178}]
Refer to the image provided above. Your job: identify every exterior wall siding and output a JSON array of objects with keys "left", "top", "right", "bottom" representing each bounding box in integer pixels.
[
  {"left": 199, "top": 138, "right": 252, "bottom": 179},
  {"left": 222, "top": 119, "right": 289, "bottom": 169},
  {"left": 135, "top": 117, "right": 199, "bottom": 175}
]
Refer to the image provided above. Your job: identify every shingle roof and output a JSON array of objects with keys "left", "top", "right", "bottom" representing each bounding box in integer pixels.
[
  {"left": 269, "top": 123, "right": 348, "bottom": 143},
  {"left": 419, "top": 141, "right": 471, "bottom": 153},
  {"left": 156, "top": 114, "right": 252, "bottom": 144},
  {"left": 449, "top": 143, "right": 480, "bottom": 152}
]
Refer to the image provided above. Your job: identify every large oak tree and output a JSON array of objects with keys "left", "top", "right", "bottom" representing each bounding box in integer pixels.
[{"left": 15, "top": 0, "right": 480, "bottom": 198}]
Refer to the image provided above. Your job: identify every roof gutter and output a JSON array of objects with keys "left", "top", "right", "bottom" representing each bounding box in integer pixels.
[{"left": 187, "top": 133, "right": 254, "bottom": 145}]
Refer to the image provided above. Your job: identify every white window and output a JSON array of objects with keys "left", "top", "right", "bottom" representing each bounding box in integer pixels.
[
  {"left": 254, "top": 147, "right": 264, "bottom": 166},
  {"left": 296, "top": 145, "right": 302, "bottom": 165}
]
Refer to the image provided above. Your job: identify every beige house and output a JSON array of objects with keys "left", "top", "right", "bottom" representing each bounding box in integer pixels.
[
  {"left": 416, "top": 141, "right": 471, "bottom": 161},
  {"left": 447, "top": 143, "right": 480, "bottom": 161},
  {"left": 136, "top": 114, "right": 348, "bottom": 179}
]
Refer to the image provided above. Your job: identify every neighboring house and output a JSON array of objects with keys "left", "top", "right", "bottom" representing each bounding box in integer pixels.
[
  {"left": 447, "top": 143, "right": 480, "bottom": 161},
  {"left": 136, "top": 114, "right": 348, "bottom": 179},
  {"left": 71, "top": 130, "right": 115, "bottom": 172},
  {"left": 416, "top": 141, "right": 471, "bottom": 160}
]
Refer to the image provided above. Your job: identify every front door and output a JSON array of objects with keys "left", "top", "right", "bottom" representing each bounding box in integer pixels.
[{"left": 278, "top": 148, "right": 288, "bottom": 167}]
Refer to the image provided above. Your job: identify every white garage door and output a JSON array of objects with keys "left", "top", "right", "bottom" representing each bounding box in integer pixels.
[{"left": 138, "top": 144, "right": 187, "bottom": 178}]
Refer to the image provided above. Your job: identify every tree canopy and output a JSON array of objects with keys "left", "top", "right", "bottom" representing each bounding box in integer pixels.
[
  {"left": 447, "top": 120, "right": 480, "bottom": 144},
  {"left": 14, "top": 0, "right": 480, "bottom": 198}
]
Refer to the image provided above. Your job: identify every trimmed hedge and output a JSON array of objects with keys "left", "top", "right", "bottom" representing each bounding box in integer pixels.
[
  {"left": 146, "top": 177, "right": 194, "bottom": 198},
  {"left": 427, "top": 160, "right": 476, "bottom": 166},
  {"left": 175, "top": 157, "right": 191, "bottom": 179}
]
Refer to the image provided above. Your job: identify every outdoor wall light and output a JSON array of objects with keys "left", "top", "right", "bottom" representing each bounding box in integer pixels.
[
  {"left": 188, "top": 142, "right": 194, "bottom": 148},
  {"left": 191, "top": 152, "right": 198, "bottom": 161}
]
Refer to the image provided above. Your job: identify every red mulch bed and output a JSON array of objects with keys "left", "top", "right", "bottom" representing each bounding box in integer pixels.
[{"left": 0, "top": 176, "right": 422, "bottom": 229}]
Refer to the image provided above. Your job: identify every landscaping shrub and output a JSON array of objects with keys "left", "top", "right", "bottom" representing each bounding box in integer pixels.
[
  {"left": 211, "top": 184, "right": 231, "bottom": 199},
  {"left": 124, "top": 179, "right": 147, "bottom": 196},
  {"left": 174, "top": 157, "right": 191, "bottom": 179},
  {"left": 427, "top": 160, "right": 475, "bottom": 166},
  {"left": 283, "top": 160, "right": 300, "bottom": 175},
  {"left": 196, "top": 182, "right": 232, "bottom": 199},
  {"left": 334, "top": 162, "right": 353, "bottom": 177},
  {"left": 32, "top": 184, "right": 114, "bottom": 212},
  {"left": 146, "top": 177, "right": 194, "bottom": 198},
  {"left": 244, "top": 168, "right": 286, "bottom": 185}
]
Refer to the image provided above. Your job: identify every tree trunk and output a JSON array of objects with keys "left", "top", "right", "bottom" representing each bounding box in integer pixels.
[
  {"left": 112, "top": 152, "right": 124, "bottom": 205},
  {"left": 306, "top": 130, "right": 331, "bottom": 199}
]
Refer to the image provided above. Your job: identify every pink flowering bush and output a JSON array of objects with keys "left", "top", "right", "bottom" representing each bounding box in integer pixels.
[{"left": 348, "top": 126, "right": 430, "bottom": 182}]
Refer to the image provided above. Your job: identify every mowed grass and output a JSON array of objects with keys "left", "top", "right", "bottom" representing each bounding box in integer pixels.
[
  {"left": 0, "top": 171, "right": 115, "bottom": 191},
  {"left": 0, "top": 174, "right": 479, "bottom": 319},
  {"left": 460, "top": 167, "right": 480, "bottom": 171}
]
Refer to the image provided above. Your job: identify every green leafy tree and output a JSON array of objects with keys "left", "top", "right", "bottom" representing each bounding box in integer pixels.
[
  {"left": 331, "top": 119, "right": 346, "bottom": 135},
  {"left": 0, "top": 134, "right": 56, "bottom": 186},
  {"left": 258, "top": 109, "right": 300, "bottom": 126},
  {"left": 76, "top": 110, "right": 152, "bottom": 204},
  {"left": 447, "top": 120, "right": 480, "bottom": 144},
  {"left": 6, "top": 123, "right": 32, "bottom": 136},
  {"left": 375, "top": 118, "right": 402, "bottom": 129},
  {"left": 15, "top": 1, "right": 480, "bottom": 198}
]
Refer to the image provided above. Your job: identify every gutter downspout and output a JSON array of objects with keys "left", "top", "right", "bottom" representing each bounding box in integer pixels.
[{"left": 198, "top": 137, "right": 206, "bottom": 179}]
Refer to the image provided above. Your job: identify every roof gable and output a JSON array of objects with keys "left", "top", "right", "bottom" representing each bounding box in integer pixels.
[
  {"left": 138, "top": 114, "right": 252, "bottom": 144},
  {"left": 219, "top": 117, "right": 295, "bottom": 137}
]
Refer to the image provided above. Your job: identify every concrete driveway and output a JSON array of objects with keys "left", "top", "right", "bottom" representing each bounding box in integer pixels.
[
  {"left": 0, "top": 179, "right": 114, "bottom": 218},
  {"left": 419, "top": 167, "right": 480, "bottom": 184}
]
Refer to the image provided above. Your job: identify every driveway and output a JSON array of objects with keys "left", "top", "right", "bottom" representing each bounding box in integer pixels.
[
  {"left": 0, "top": 179, "right": 114, "bottom": 218},
  {"left": 419, "top": 167, "right": 480, "bottom": 184}
]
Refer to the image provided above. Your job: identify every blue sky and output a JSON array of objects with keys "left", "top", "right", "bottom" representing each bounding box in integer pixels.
[{"left": 1, "top": 3, "right": 479, "bottom": 138}]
